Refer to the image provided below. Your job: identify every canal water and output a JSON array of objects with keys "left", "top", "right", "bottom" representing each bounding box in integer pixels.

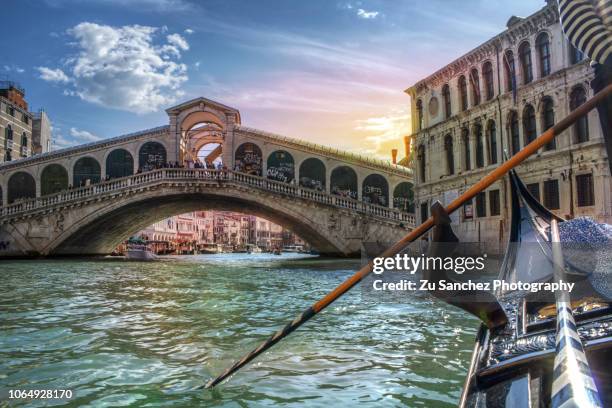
[{"left": 1, "top": 254, "right": 477, "bottom": 407}]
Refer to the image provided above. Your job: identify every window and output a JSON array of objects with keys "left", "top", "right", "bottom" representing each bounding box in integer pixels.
[
  {"left": 523, "top": 104, "right": 537, "bottom": 145},
  {"left": 543, "top": 179, "right": 560, "bottom": 210},
  {"left": 576, "top": 174, "right": 594, "bottom": 207},
  {"left": 444, "top": 135, "right": 454, "bottom": 175},
  {"left": 6, "top": 105, "right": 15, "bottom": 116},
  {"left": 519, "top": 42, "right": 533, "bottom": 84},
  {"left": 536, "top": 33, "right": 551, "bottom": 77},
  {"left": 570, "top": 86, "right": 589, "bottom": 143},
  {"left": 23, "top": 114, "right": 29, "bottom": 125},
  {"left": 542, "top": 97, "right": 555, "bottom": 150},
  {"left": 489, "top": 189, "right": 500, "bottom": 216},
  {"left": 475, "top": 123, "right": 484, "bottom": 168},
  {"left": 476, "top": 192, "right": 487, "bottom": 217},
  {"left": 418, "top": 144, "right": 426, "bottom": 183},
  {"left": 526, "top": 183, "right": 540, "bottom": 202},
  {"left": 416, "top": 99, "right": 424, "bottom": 131},
  {"left": 570, "top": 42, "right": 584, "bottom": 64},
  {"left": 464, "top": 199, "right": 473, "bottom": 219},
  {"left": 459, "top": 76, "right": 468, "bottom": 111},
  {"left": 420, "top": 202, "right": 428, "bottom": 223},
  {"left": 504, "top": 50, "right": 516, "bottom": 93},
  {"left": 487, "top": 120, "right": 498, "bottom": 164},
  {"left": 442, "top": 84, "right": 451, "bottom": 118},
  {"left": 21, "top": 132, "right": 27, "bottom": 146},
  {"left": 509, "top": 111, "right": 520, "bottom": 154},
  {"left": 462, "top": 128, "right": 471, "bottom": 171},
  {"left": 483, "top": 61, "right": 494, "bottom": 100},
  {"left": 470, "top": 68, "right": 480, "bottom": 106}
]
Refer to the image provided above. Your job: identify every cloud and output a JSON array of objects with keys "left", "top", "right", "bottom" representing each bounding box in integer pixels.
[
  {"left": 184, "top": 28, "right": 194, "bottom": 34},
  {"left": 167, "top": 33, "right": 189, "bottom": 51},
  {"left": 39, "top": 22, "right": 189, "bottom": 113},
  {"left": 356, "top": 9, "right": 379, "bottom": 19},
  {"left": 355, "top": 110, "right": 410, "bottom": 158},
  {"left": 70, "top": 127, "right": 102, "bottom": 142},
  {"left": 4, "top": 65, "right": 25, "bottom": 73},
  {"left": 38, "top": 67, "right": 70, "bottom": 83}
]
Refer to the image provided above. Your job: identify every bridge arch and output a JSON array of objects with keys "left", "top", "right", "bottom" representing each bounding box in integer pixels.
[
  {"left": 138, "top": 141, "right": 167, "bottom": 170},
  {"left": 8, "top": 171, "right": 36, "bottom": 204},
  {"left": 105, "top": 149, "right": 134, "bottom": 179},
  {"left": 298, "top": 158, "right": 326, "bottom": 191},
  {"left": 41, "top": 164, "right": 69, "bottom": 196},
  {"left": 330, "top": 165, "right": 358, "bottom": 200},
  {"left": 393, "top": 182, "right": 415, "bottom": 212},
  {"left": 362, "top": 173, "right": 389, "bottom": 207},
  {"left": 234, "top": 142, "right": 263, "bottom": 176},
  {"left": 266, "top": 150, "right": 295, "bottom": 183},
  {"left": 73, "top": 156, "right": 101, "bottom": 187}
]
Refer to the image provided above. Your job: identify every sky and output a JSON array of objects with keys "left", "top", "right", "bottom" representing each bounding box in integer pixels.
[{"left": 1, "top": 0, "right": 543, "bottom": 160}]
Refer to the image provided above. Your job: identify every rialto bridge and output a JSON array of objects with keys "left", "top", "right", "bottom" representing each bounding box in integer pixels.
[{"left": 0, "top": 97, "right": 415, "bottom": 258}]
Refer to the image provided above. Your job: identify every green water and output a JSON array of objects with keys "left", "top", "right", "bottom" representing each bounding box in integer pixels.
[{"left": 0, "top": 254, "right": 477, "bottom": 407}]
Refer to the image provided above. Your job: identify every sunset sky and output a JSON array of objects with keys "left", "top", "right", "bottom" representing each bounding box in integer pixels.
[{"left": 2, "top": 0, "right": 542, "bottom": 160}]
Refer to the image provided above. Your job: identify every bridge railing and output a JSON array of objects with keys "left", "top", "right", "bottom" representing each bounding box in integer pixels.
[{"left": 0, "top": 169, "right": 416, "bottom": 225}]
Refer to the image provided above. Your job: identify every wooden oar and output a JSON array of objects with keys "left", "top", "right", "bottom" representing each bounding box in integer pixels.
[{"left": 203, "top": 83, "right": 612, "bottom": 389}]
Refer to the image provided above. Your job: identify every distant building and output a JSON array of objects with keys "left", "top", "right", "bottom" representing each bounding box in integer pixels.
[
  {"left": 0, "top": 81, "right": 32, "bottom": 163},
  {"left": 32, "top": 110, "right": 52, "bottom": 154},
  {"left": 404, "top": 1, "right": 611, "bottom": 252}
]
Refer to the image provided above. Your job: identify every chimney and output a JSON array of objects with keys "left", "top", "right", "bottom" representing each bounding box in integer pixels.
[{"left": 391, "top": 149, "right": 398, "bottom": 164}]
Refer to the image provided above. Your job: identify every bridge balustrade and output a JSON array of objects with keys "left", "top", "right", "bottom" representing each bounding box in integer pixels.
[{"left": 0, "top": 168, "right": 415, "bottom": 226}]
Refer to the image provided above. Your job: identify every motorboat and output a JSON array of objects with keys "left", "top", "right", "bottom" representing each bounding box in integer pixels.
[{"left": 126, "top": 237, "right": 156, "bottom": 261}]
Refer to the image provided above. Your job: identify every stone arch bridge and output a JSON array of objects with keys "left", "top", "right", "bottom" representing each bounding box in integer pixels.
[{"left": 0, "top": 97, "right": 414, "bottom": 258}]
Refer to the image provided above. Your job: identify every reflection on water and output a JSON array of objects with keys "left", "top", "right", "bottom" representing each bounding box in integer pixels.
[{"left": 0, "top": 253, "right": 477, "bottom": 407}]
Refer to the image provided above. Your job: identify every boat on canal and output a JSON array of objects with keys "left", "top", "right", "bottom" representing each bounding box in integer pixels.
[
  {"left": 451, "top": 170, "right": 612, "bottom": 407},
  {"left": 199, "top": 243, "right": 224, "bottom": 254},
  {"left": 126, "top": 237, "right": 157, "bottom": 261}
]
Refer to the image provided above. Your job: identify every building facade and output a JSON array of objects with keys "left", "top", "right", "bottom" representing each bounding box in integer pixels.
[
  {"left": 0, "top": 82, "right": 33, "bottom": 164},
  {"left": 32, "top": 110, "right": 52, "bottom": 155},
  {"left": 405, "top": 1, "right": 611, "bottom": 252}
]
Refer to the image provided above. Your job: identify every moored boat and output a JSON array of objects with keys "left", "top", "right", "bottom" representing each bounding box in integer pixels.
[{"left": 126, "top": 237, "right": 157, "bottom": 261}]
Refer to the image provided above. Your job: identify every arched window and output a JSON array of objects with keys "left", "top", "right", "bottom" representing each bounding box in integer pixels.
[
  {"left": 570, "top": 86, "right": 589, "bottom": 143},
  {"left": 536, "top": 33, "right": 551, "bottom": 77},
  {"left": 416, "top": 99, "right": 424, "bottom": 131},
  {"left": 504, "top": 50, "right": 516, "bottom": 93},
  {"left": 519, "top": 42, "right": 533, "bottom": 84},
  {"left": 234, "top": 142, "right": 263, "bottom": 176},
  {"left": 299, "top": 158, "right": 325, "bottom": 191},
  {"left": 73, "top": 157, "right": 101, "bottom": 187},
  {"left": 523, "top": 104, "right": 537, "bottom": 145},
  {"left": 459, "top": 76, "right": 468, "bottom": 111},
  {"left": 8, "top": 172, "right": 36, "bottom": 204},
  {"left": 417, "top": 144, "right": 426, "bottom": 182},
  {"left": 462, "top": 128, "right": 471, "bottom": 171},
  {"left": 470, "top": 68, "right": 480, "bottom": 106},
  {"left": 444, "top": 134, "right": 454, "bottom": 175},
  {"left": 393, "top": 182, "right": 414, "bottom": 213},
  {"left": 41, "top": 164, "right": 68, "bottom": 196},
  {"left": 475, "top": 123, "right": 484, "bottom": 168},
  {"left": 442, "top": 84, "right": 451, "bottom": 118},
  {"left": 542, "top": 97, "right": 555, "bottom": 150},
  {"left": 362, "top": 174, "right": 389, "bottom": 207},
  {"left": 483, "top": 62, "right": 494, "bottom": 100},
  {"left": 138, "top": 142, "right": 166, "bottom": 170},
  {"left": 487, "top": 120, "right": 498, "bottom": 164},
  {"left": 330, "top": 166, "right": 358, "bottom": 199},
  {"left": 509, "top": 111, "right": 520, "bottom": 154},
  {"left": 266, "top": 150, "right": 295, "bottom": 183},
  {"left": 106, "top": 149, "right": 134, "bottom": 179}
]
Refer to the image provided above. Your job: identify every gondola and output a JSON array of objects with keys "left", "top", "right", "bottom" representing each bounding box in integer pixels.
[{"left": 445, "top": 170, "right": 612, "bottom": 407}]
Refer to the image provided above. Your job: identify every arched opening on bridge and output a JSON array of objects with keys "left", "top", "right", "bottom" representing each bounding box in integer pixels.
[
  {"left": 180, "top": 109, "right": 226, "bottom": 166},
  {"left": 73, "top": 157, "right": 101, "bottom": 187},
  {"left": 106, "top": 149, "right": 134, "bottom": 179},
  {"left": 330, "top": 166, "right": 358, "bottom": 199},
  {"left": 139, "top": 142, "right": 167, "bottom": 171},
  {"left": 393, "top": 182, "right": 415, "bottom": 213},
  {"left": 197, "top": 142, "right": 222, "bottom": 168},
  {"left": 8, "top": 172, "right": 36, "bottom": 204},
  {"left": 362, "top": 174, "right": 389, "bottom": 207},
  {"left": 41, "top": 164, "right": 68, "bottom": 196},
  {"left": 266, "top": 150, "right": 295, "bottom": 183},
  {"left": 299, "top": 158, "right": 325, "bottom": 191},
  {"left": 234, "top": 143, "right": 262, "bottom": 176}
]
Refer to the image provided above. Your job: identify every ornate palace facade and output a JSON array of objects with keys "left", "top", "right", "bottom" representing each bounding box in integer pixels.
[{"left": 405, "top": 0, "right": 611, "bottom": 252}]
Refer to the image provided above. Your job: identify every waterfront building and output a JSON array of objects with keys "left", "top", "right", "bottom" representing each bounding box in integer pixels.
[
  {"left": 0, "top": 81, "right": 32, "bottom": 163},
  {"left": 404, "top": 0, "right": 611, "bottom": 252},
  {"left": 32, "top": 110, "right": 52, "bottom": 154}
]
